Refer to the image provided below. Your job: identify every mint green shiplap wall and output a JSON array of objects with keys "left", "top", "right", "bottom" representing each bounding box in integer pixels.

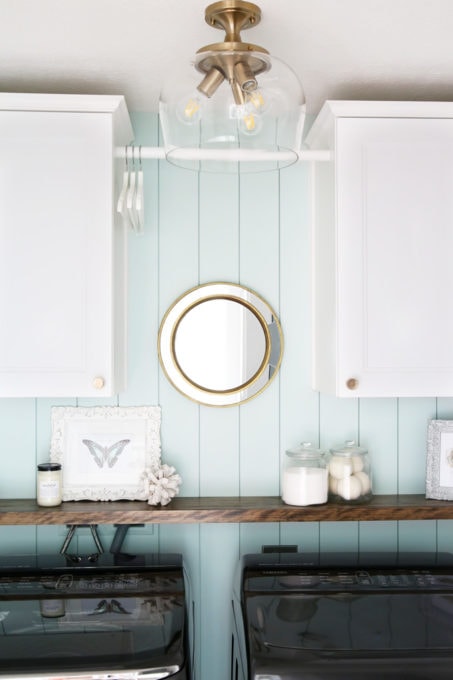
[{"left": 2, "top": 111, "right": 453, "bottom": 680}]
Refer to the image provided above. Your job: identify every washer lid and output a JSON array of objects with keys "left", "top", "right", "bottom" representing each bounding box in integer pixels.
[
  {"left": 0, "top": 560, "right": 187, "bottom": 678},
  {"left": 245, "top": 589, "right": 453, "bottom": 652}
]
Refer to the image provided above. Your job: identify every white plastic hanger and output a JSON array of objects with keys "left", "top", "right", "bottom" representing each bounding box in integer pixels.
[
  {"left": 117, "top": 146, "right": 132, "bottom": 230},
  {"left": 117, "top": 144, "right": 145, "bottom": 233},
  {"left": 126, "top": 151, "right": 138, "bottom": 232},
  {"left": 135, "top": 146, "right": 145, "bottom": 234}
]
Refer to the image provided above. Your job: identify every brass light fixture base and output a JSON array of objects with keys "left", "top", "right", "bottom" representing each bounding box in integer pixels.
[
  {"left": 205, "top": 1, "right": 261, "bottom": 41},
  {"left": 196, "top": 0, "right": 269, "bottom": 90}
]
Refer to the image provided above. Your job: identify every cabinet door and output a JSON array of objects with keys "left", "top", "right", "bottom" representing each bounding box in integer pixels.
[
  {"left": 336, "top": 116, "right": 453, "bottom": 397},
  {"left": 0, "top": 110, "right": 122, "bottom": 397}
]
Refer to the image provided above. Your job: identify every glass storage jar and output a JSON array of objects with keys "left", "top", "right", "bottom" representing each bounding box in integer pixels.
[
  {"left": 282, "top": 442, "right": 328, "bottom": 506},
  {"left": 327, "top": 440, "right": 372, "bottom": 503}
]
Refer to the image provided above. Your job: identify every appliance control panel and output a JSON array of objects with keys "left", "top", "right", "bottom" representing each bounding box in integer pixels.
[
  {"left": 0, "top": 571, "right": 184, "bottom": 596},
  {"left": 245, "top": 569, "right": 453, "bottom": 591}
]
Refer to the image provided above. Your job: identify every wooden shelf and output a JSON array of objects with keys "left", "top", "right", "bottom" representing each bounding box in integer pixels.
[{"left": 1, "top": 495, "right": 453, "bottom": 525}]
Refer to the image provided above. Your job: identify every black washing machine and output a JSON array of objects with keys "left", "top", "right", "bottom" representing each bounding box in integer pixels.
[
  {"left": 231, "top": 549, "right": 453, "bottom": 679},
  {"left": 0, "top": 552, "right": 192, "bottom": 680}
]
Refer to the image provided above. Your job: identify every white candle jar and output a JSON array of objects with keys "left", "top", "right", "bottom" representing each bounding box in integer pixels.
[
  {"left": 37, "top": 462, "right": 62, "bottom": 507},
  {"left": 282, "top": 442, "right": 328, "bottom": 506},
  {"left": 327, "top": 440, "right": 372, "bottom": 504}
]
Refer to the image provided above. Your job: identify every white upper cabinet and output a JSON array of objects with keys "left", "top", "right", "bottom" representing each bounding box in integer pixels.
[
  {"left": 0, "top": 93, "right": 133, "bottom": 397},
  {"left": 307, "top": 101, "right": 453, "bottom": 397}
]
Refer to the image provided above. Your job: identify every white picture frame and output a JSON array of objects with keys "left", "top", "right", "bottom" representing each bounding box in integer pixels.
[
  {"left": 50, "top": 405, "right": 161, "bottom": 501},
  {"left": 426, "top": 419, "right": 453, "bottom": 501}
]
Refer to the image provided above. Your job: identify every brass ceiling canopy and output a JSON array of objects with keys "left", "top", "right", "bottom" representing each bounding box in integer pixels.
[
  {"left": 195, "top": 1, "right": 270, "bottom": 105},
  {"left": 205, "top": 0, "right": 261, "bottom": 36}
]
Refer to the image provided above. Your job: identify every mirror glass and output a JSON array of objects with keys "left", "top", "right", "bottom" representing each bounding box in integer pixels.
[{"left": 158, "top": 282, "right": 283, "bottom": 406}]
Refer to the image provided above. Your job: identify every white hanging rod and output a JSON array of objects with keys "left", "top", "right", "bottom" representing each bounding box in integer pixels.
[{"left": 114, "top": 146, "right": 331, "bottom": 163}]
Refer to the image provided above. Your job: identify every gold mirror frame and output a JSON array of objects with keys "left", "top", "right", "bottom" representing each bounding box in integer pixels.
[{"left": 158, "top": 282, "right": 283, "bottom": 406}]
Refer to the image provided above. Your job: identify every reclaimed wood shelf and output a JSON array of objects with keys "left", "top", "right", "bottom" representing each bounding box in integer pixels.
[{"left": 0, "top": 495, "right": 453, "bottom": 525}]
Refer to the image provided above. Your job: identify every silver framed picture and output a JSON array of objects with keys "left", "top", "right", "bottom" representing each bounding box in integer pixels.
[{"left": 426, "top": 419, "right": 453, "bottom": 501}]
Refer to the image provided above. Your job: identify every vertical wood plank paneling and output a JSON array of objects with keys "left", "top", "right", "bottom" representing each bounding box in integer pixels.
[
  {"left": 239, "top": 523, "right": 280, "bottom": 554},
  {"left": 35, "top": 397, "right": 76, "bottom": 552},
  {"left": 279, "top": 159, "right": 323, "bottom": 554},
  {"left": 200, "top": 407, "right": 240, "bottom": 494},
  {"left": 158, "top": 162, "right": 200, "bottom": 307},
  {"left": 0, "top": 399, "right": 36, "bottom": 497},
  {"left": 432, "top": 397, "right": 453, "bottom": 556},
  {"left": 358, "top": 521, "right": 398, "bottom": 552},
  {"left": 436, "top": 398, "right": 453, "bottom": 419},
  {"left": 159, "top": 383, "right": 200, "bottom": 495},
  {"left": 198, "top": 172, "right": 240, "bottom": 496},
  {"left": 157, "top": 158, "right": 201, "bottom": 495},
  {"left": 320, "top": 521, "right": 359, "bottom": 551},
  {"left": 199, "top": 524, "right": 239, "bottom": 680},
  {"left": 280, "top": 162, "right": 320, "bottom": 448},
  {"left": 36, "top": 398, "right": 75, "bottom": 463},
  {"left": 238, "top": 171, "right": 280, "bottom": 496},
  {"left": 37, "top": 525, "right": 65, "bottom": 553},
  {"left": 120, "top": 113, "right": 160, "bottom": 407},
  {"left": 398, "top": 520, "right": 437, "bottom": 552},
  {"left": 199, "top": 172, "right": 239, "bottom": 283},
  {"left": 158, "top": 524, "right": 201, "bottom": 680},
  {"left": 0, "top": 526, "right": 37, "bottom": 553},
  {"left": 398, "top": 398, "right": 436, "bottom": 493},
  {"left": 239, "top": 386, "right": 281, "bottom": 494},
  {"left": 239, "top": 172, "right": 279, "bottom": 299},
  {"left": 281, "top": 522, "right": 321, "bottom": 554},
  {"left": 359, "top": 398, "right": 398, "bottom": 493},
  {"left": 436, "top": 520, "right": 453, "bottom": 553},
  {"left": 76, "top": 392, "right": 118, "bottom": 409},
  {"left": 319, "top": 395, "right": 359, "bottom": 451},
  {"left": 318, "top": 395, "right": 360, "bottom": 548}
]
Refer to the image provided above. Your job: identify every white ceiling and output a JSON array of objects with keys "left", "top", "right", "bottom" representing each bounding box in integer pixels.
[{"left": 1, "top": 0, "right": 453, "bottom": 120}]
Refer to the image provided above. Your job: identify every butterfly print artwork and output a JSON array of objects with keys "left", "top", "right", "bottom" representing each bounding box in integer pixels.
[{"left": 82, "top": 438, "right": 131, "bottom": 469}]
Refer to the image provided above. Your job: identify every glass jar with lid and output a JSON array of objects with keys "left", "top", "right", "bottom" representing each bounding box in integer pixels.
[
  {"left": 327, "top": 440, "right": 372, "bottom": 503},
  {"left": 282, "top": 442, "right": 328, "bottom": 506}
]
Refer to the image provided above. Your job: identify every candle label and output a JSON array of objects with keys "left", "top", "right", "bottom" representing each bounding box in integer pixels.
[{"left": 39, "top": 480, "right": 60, "bottom": 498}]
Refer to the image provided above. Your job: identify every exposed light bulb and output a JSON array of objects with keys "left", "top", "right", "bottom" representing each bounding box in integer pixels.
[
  {"left": 238, "top": 111, "right": 262, "bottom": 136},
  {"left": 242, "top": 112, "right": 257, "bottom": 132},
  {"left": 176, "top": 93, "right": 204, "bottom": 125},
  {"left": 226, "top": 81, "right": 269, "bottom": 135},
  {"left": 185, "top": 98, "right": 201, "bottom": 118},
  {"left": 247, "top": 88, "right": 268, "bottom": 113},
  {"left": 230, "top": 102, "right": 263, "bottom": 136}
]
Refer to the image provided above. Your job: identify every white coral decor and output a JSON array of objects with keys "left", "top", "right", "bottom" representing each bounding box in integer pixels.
[{"left": 142, "top": 463, "right": 182, "bottom": 506}]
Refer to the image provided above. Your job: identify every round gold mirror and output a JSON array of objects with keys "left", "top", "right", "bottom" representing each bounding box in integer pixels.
[{"left": 158, "top": 282, "right": 283, "bottom": 406}]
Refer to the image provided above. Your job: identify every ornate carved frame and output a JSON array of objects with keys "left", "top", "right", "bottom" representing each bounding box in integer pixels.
[{"left": 50, "top": 405, "right": 161, "bottom": 501}]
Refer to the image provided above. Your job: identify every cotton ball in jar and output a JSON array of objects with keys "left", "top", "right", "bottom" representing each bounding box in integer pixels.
[
  {"left": 328, "top": 456, "right": 353, "bottom": 480},
  {"left": 337, "top": 475, "right": 362, "bottom": 501},
  {"left": 351, "top": 455, "right": 364, "bottom": 473},
  {"left": 353, "top": 471, "right": 371, "bottom": 495}
]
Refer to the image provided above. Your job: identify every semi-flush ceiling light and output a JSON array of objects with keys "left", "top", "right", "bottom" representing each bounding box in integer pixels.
[{"left": 159, "top": 0, "right": 305, "bottom": 172}]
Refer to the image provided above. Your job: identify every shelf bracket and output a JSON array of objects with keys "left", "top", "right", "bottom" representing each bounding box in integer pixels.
[{"left": 60, "top": 524, "right": 104, "bottom": 560}]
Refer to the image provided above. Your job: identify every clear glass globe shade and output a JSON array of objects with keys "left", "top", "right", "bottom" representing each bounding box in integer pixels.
[{"left": 159, "top": 52, "right": 305, "bottom": 173}]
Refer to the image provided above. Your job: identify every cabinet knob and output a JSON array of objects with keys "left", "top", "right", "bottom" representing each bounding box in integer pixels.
[
  {"left": 93, "top": 376, "right": 105, "bottom": 390},
  {"left": 346, "top": 378, "right": 359, "bottom": 390}
]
